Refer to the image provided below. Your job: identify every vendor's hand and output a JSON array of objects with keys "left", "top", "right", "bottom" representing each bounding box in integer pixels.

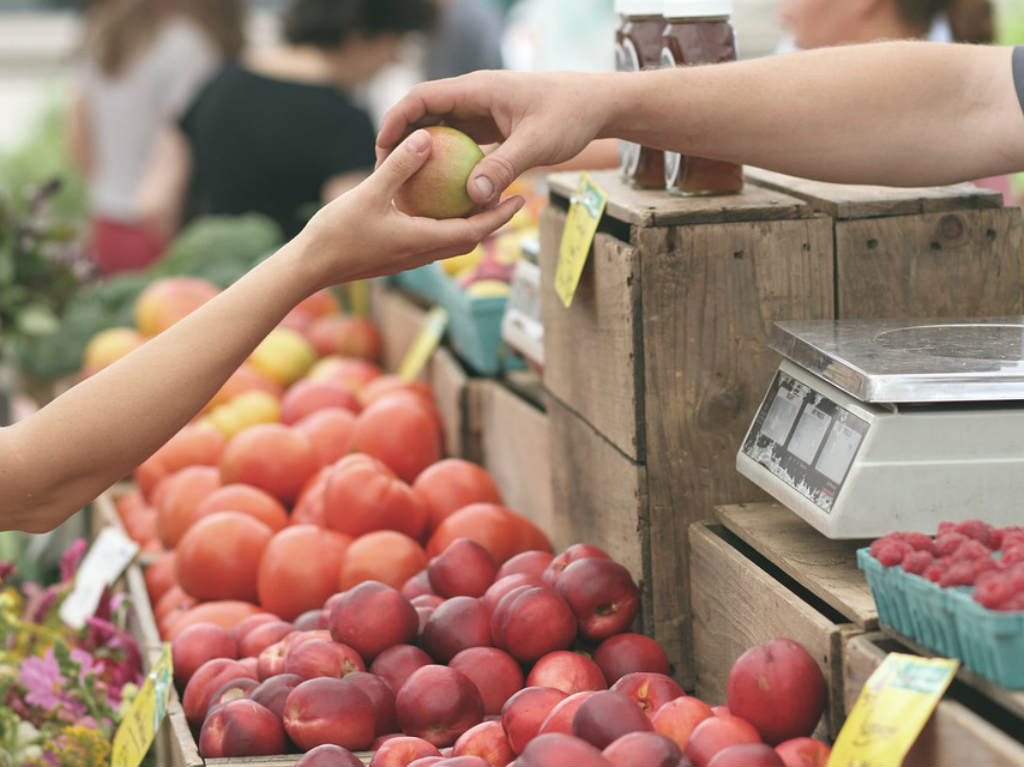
[
  {"left": 376, "top": 71, "right": 610, "bottom": 207},
  {"left": 297, "top": 129, "right": 525, "bottom": 289}
]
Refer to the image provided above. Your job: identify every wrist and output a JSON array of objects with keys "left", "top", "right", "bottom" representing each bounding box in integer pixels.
[
  {"left": 597, "top": 72, "right": 639, "bottom": 141},
  {"left": 271, "top": 234, "right": 328, "bottom": 299}
]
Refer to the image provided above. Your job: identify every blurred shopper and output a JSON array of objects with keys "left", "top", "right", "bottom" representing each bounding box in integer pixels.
[
  {"left": 139, "top": 0, "right": 436, "bottom": 242},
  {"left": 68, "top": 0, "right": 244, "bottom": 274},
  {"left": 423, "top": 0, "right": 504, "bottom": 80}
]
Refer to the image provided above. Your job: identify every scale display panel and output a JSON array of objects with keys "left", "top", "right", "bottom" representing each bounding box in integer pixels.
[{"left": 742, "top": 369, "right": 869, "bottom": 513}]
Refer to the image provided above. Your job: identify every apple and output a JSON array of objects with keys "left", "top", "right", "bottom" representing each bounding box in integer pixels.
[
  {"left": 452, "top": 720, "right": 514, "bottom": 766},
  {"left": 283, "top": 638, "right": 364, "bottom": 679},
  {"left": 428, "top": 538, "right": 498, "bottom": 598},
  {"left": 329, "top": 581, "right": 418, "bottom": 661},
  {"left": 171, "top": 622, "right": 237, "bottom": 686},
  {"left": 652, "top": 695, "right": 714, "bottom": 751},
  {"left": 345, "top": 671, "right": 399, "bottom": 736},
  {"left": 238, "top": 620, "right": 295, "bottom": 658},
  {"left": 370, "top": 644, "right": 435, "bottom": 694},
  {"left": 369, "top": 736, "right": 442, "bottom": 767},
  {"left": 395, "top": 126, "right": 484, "bottom": 219},
  {"left": 421, "top": 596, "right": 492, "bottom": 663},
  {"left": 481, "top": 573, "right": 545, "bottom": 616},
  {"left": 199, "top": 699, "right": 286, "bottom": 758},
  {"left": 283, "top": 677, "right": 376, "bottom": 751},
  {"left": 538, "top": 691, "right": 595, "bottom": 736},
  {"left": 206, "top": 677, "right": 259, "bottom": 714},
  {"left": 501, "top": 686, "right": 568, "bottom": 754},
  {"left": 448, "top": 646, "right": 525, "bottom": 715},
  {"left": 182, "top": 658, "right": 256, "bottom": 727},
  {"left": 516, "top": 733, "right": 612, "bottom": 767},
  {"left": 490, "top": 585, "right": 577, "bottom": 663},
  {"left": 775, "top": 737, "right": 832, "bottom": 767},
  {"left": 572, "top": 690, "right": 653, "bottom": 749},
  {"left": 294, "top": 609, "right": 324, "bottom": 632},
  {"left": 396, "top": 665, "right": 485, "bottom": 747},
  {"left": 296, "top": 744, "right": 364, "bottom": 767},
  {"left": 496, "top": 550, "right": 554, "bottom": 581},
  {"left": 542, "top": 544, "right": 611, "bottom": 587},
  {"left": 684, "top": 716, "right": 762, "bottom": 767},
  {"left": 526, "top": 651, "right": 607, "bottom": 695},
  {"left": 402, "top": 570, "right": 436, "bottom": 600},
  {"left": 554, "top": 558, "right": 639, "bottom": 641},
  {"left": 611, "top": 672, "right": 685, "bottom": 719},
  {"left": 250, "top": 673, "right": 302, "bottom": 719},
  {"left": 708, "top": 743, "right": 785, "bottom": 767},
  {"left": 594, "top": 633, "right": 670, "bottom": 684},
  {"left": 602, "top": 732, "right": 683, "bottom": 767}
]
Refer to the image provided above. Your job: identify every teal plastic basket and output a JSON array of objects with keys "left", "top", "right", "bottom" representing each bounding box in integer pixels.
[
  {"left": 438, "top": 274, "right": 523, "bottom": 376},
  {"left": 392, "top": 263, "right": 448, "bottom": 305},
  {"left": 858, "top": 548, "right": 1024, "bottom": 689}
]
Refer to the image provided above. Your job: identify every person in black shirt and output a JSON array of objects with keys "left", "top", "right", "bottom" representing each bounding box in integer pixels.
[{"left": 140, "top": 0, "right": 436, "bottom": 240}]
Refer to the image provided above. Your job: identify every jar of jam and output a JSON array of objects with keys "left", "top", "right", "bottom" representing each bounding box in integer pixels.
[
  {"left": 615, "top": 0, "right": 665, "bottom": 189},
  {"left": 661, "top": 0, "right": 743, "bottom": 196}
]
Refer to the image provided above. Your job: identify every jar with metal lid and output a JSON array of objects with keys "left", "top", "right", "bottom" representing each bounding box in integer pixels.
[
  {"left": 661, "top": 0, "right": 743, "bottom": 196},
  {"left": 616, "top": 0, "right": 665, "bottom": 189}
]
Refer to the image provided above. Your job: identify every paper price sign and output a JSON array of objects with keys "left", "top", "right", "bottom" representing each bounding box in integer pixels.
[
  {"left": 554, "top": 173, "right": 608, "bottom": 308},
  {"left": 399, "top": 306, "right": 449, "bottom": 382},
  {"left": 829, "top": 652, "right": 958, "bottom": 767},
  {"left": 111, "top": 644, "right": 173, "bottom": 767},
  {"left": 60, "top": 527, "right": 138, "bottom": 630}
]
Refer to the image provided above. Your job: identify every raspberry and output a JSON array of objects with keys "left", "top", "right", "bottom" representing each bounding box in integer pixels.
[
  {"left": 900, "top": 550, "right": 933, "bottom": 575},
  {"left": 1002, "top": 545, "right": 1024, "bottom": 566},
  {"left": 937, "top": 521, "right": 958, "bottom": 536},
  {"left": 935, "top": 532, "right": 969, "bottom": 557},
  {"left": 999, "top": 528, "right": 1024, "bottom": 551},
  {"left": 994, "top": 594, "right": 1024, "bottom": 612},
  {"left": 939, "top": 562, "right": 977, "bottom": 587},
  {"left": 951, "top": 540, "right": 991, "bottom": 562},
  {"left": 974, "top": 574, "right": 1015, "bottom": 609},
  {"left": 902, "top": 533, "right": 937, "bottom": 554},
  {"left": 923, "top": 563, "right": 945, "bottom": 583},
  {"left": 875, "top": 541, "right": 911, "bottom": 567},
  {"left": 1005, "top": 564, "right": 1024, "bottom": 591},
  {"left": 970, "top": 557, "right": 999, "bottom": 578},
  {"left": 870, "top": 534, "right": 908, "bottom": 559},
  {"left": 955, "top": 520, "right": 995, "bottom": 548}
]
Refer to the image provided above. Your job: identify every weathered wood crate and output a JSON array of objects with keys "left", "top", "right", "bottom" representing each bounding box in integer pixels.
[{"left": 540, "top": 169, "right": 1023, "bottom": 685}]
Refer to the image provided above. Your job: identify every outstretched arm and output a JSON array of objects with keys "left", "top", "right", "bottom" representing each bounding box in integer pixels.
[
  {"left": 377, "top": 42, "right": 1024, "bottom": 206},
  {"left": 0, "top": 130, "right": 524, "bottom": 534}
]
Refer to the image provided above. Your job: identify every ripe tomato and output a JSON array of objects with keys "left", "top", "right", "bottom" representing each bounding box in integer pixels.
[
  {"left": 257, "top": 525, "right": 352, "bottom": 621},
  {"left": 176, "top": 512, "right": 273, "bottom": 602},
  {"left": 412, "top": 459, "right": 504, "bottom": 534},
  {"left": 323, "top": 454, "right": 428, "bottom": 540}
]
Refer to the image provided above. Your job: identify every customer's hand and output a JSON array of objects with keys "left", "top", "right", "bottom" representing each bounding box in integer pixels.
[
  {"left": 376, "top": 71, "right": 610, "bottom": 207},
  {"left": 297, "top": 129, "right": 525, "bottom": 289}
]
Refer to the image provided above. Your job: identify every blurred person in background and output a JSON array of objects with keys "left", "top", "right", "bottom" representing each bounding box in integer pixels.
[
  {"left": 423, "top": 0, "right": 504, "bottom": 80},
  {"left": 778, "top": 0, "right": 1011, "bottom": 202},
  {"left": 139, "top": 0, "right": 436, "bottom": 242},
  {"left": 68, "top": 0, "right": 244, "bottom": 275}
]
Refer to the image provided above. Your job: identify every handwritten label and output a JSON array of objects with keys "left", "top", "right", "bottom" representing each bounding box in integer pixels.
[
  {"left": 554, "top": 174, "right": 608, "bottom": 308},
  {"left": 110, "top": 644, "right": 173, "bottom": 767},
  {"left": 501, "top": 259, "right": 544, "bottom": 365},
  {"left": 60, "top": 527, "right": 138, "bottom": 629},
  {"left": 829, "top": 653, "right": 958, "bottom": 767},
  {"left": 399, "top": 306, "right": 449, "bottom": 382}
]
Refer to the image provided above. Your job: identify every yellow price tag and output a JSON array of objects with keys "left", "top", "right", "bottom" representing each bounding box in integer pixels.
[
  {"left": 829, "top": 652, "right": 958, "bottom": 767},
  {"left": 554, "top": 173, "right": 608, "bottom": 308},
  {"left": 399, "top": 306, "right": 448, "bottom": 382},
  {"left": 111, "top": 644, "right": 174, "bottom": 767}
]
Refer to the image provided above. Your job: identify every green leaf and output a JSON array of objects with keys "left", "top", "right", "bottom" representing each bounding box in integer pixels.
[{"left": 15, "top": 304, "right": 59, "bottom": 337}]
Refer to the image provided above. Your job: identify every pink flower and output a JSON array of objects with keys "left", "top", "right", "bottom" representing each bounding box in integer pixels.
[
  {"left": 20, "top": 651, "right": 86, "bottom": 718},
  {"left": 60, "top": 539, "right": 87, "bottom": 582}
]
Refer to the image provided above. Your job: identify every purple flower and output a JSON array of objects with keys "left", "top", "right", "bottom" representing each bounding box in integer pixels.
[
  {"left": 60, "top": 539, "right": 87, "bottom": 582},
  {"left": 83, "top": 617, "right": 143, "bottom": 691},
  {"left": 20, "top": 651, "right": 86, "bottom": 718},
  {"left": 0, "top": 560, "right": 15, "bottom": 581}
]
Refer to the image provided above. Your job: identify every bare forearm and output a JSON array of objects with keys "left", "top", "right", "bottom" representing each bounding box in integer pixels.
[{"left": 604, "top": 42, "right": 1024, "bottom": 186}]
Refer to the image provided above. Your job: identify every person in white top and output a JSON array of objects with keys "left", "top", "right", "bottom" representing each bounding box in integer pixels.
[{"left": 67, "top": 0, "right": 244, "bottom": 274}]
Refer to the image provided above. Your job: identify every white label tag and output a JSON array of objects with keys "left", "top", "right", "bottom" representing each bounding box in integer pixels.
[{"left": 60, "top": 527, "right": 139, "bottom": 629}]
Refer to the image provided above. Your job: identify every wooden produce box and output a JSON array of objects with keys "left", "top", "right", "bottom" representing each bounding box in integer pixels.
[{"left": 540, "top": 170, "right": 1023, "bottom": 685}]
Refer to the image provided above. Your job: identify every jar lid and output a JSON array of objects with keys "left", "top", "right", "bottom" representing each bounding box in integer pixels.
[
  {"left": 663, "top": 0, "right": 732, "bottom": 18},
  {"left": 615, "top": 0, "right": 663, "bottom": 15}
]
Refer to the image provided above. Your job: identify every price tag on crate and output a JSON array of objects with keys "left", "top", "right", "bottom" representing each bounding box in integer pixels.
[
  {"left": 829, "top": 652, "right": 958, "bottom": 767},
  {"left": 501, "top": 259, "right": 544, "bottom": 366},
  {"left": 554, "top": 173, "right": 608, "bottom": 308},
  {"left": 110, "top": 643, "right": 173, "bottom": 767},
  {"left": 60, "top": 527, "right": 138, "bottom": 629},
  {"left": 399, "top": 306, "right": 449, "bottom": 382}
]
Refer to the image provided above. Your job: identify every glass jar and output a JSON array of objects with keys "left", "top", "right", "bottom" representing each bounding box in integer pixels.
[{"left": 616, "top": 0, "right": 665, "bottom": 189}]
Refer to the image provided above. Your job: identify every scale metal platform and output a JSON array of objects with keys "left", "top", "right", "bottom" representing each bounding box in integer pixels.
[{"left": 737, "top": 318, "right": 1024, "bottom": 538}]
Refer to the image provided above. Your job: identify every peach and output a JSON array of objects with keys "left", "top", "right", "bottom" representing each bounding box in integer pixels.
[
  {"left": 220, "top": 423, "right": 319, "bottom": 505},
  {"left": 611, "top": 672, "right": 685, "bottom": 720},
  {"left": 490, "top": 586, "right": 577, "bottom": 663},
  {"left": 396, "top": 665, "right": 484, "bottom": 747},
  {"left": 652, "top": 695, "right": 714, "bottom": 751},
  {"left": 417, "top": 606, "right": 435, "bottom": 637},
  {"left": 516, "top": 733, "right": 612, "bottom": 767},
  {"left": 294, "top": 609, "right": 324, "bottom": 631},
  {"left": 135, "top": 276, "right": 218, "bottom": 336},
  {"left": 239, "top": 620, "right": 296, "bottom": 658},
  {"left": 297, "top": 744, "right": 364, "bottom": 767},
  {"left": 594, "top": 633, "right": 670, "bottom": 684},
  {"left": 538, "top": 691, "right": 595, "bottom": 736},
  {"left": 603, "top": 732, "right": 684, "bottom": 767},
  {"left": 413, "top": 594, "right": 445, "bottom": 608},
  {"left": 573, "top": 690, "right": 653, "bottom": 749},
  {"left": 370, "top": 736, "right": 442, "bottom": 767},
  {"left": 295, "top": 408, "right": 357, "bottom": 466},
  {"left": 428, "top": 538, "right": 498, "bottom": 599},
  {"left": 726, "top": 639, "right": 825, "bottom": 745},
  {"left": 307, "top": 315, "right": 382, "bottom": 361},
  {"left": 554, "top": 558, "right": 638, "bottom": 641},
  {"left": 183, "top": 658, "right": 256, "bottom": 727},
  {"left": 421, "top": 596, "right": 492, "bottom": 663},
  {"left": 527, "top": 651, "right": 607, "bottom": 695},
  {"left": 281, "top": 379, "right": 360, "bottom": 424},
  {"left": 171, "top": 623, "right": 237, "bottom": 687},
  {"left": 199, "top": 699, "right": 286, "bottom": 758},
  {"left": 712, "top": 706, "right": 731, "bottom": 717},
  {"left": 329, "top": 581, "right": 419, "bottom": 661},
  {"left": 452, "top": 720, "right": 514, "bottom": 767},
  {"left": 500, "top": 686, "right": 567, "bottom": 754},
  {"left": 207, "top": 677, "right": 259, "bottom": 713},
  {"left": 449, "top": 646, "right": 524, "bottom": 716},
  {"left": 407, "top": 759, "right": 445, "bottom": 767},
  {"left": 284, "top": 638, "right": 364, "bottom": 679},
  {"left": 394, "top": 126, "right": 483, "bottom": 219},
  {"left": 346, "top": 671, "right": 399, "bottom": 736},
  {"left": 231, "top": 613, "right": 281, "bottom": 644},
  {"left": 250, "top": 673, "right": 302, "bottom": 719},
  {"left": 496, "top": 550, "right": 554, "bottom": 582},
  {"left": 370, "top": 644, "right": 434, "bottom": 694},
  {"left": 542, "top": 544, "right": 611, "bottom": 587},
  {"left": 433, "top": 756, "right": 488, "bottom": 767},
  {"left": 685, "top": 716, "right": 762, "bottom": 767},
  {"left": 284, "top": 677, "right": 376, "bottom": 751},
  {"left": 83, "top": 327, "right": 144, "bottom": 375},
  {"left": 237, "top": 656, "right": 258, "bottom": 677},
  {"left": 775, "top": 737, "right": 831, "bottom": 767},
  {"left": 481, "top": 573, "right": 544, "bottom": 616},
  {"left": 311, "top": 356, "right": 383, "bottom": 391},
  {"left": 708, "top": 743, "right": 785, "bottom": 767},
  {"left": 402, "top": 570, "right": 436, "bottom": 600}
]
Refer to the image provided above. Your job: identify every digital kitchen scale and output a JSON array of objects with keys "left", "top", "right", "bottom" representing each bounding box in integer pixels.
[{"left": 737, "top": 318, "right": 1024, "bottom": 538}]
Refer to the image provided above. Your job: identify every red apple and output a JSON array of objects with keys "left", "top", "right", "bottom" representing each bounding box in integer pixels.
[
  {"left": 572, "top": 690, "right": 653, "bottom": 749},
  {"left": 199, "top": 699, "right": 286, "bottom": 758},
  {"left": 238, "top": 620, "right": 296, "bottom": 658},
  {"left": 603, "top": 731, "right": 683, "bottom": 767},
  {"left": 294, "top": 609, "right": 324, "bottom": 632},
  {"left": 297, "top": 744, "right": 364, "bottom": 767},
  {"left": 329, "top": 581, "right": 418, "bottom": 661},
  {"left": 449, "top": 646, "right": 525, "bottom": 716},
  {"left": 500, "top": 686, "right": 568, "bottom": 754},
  {"left": 594, "top": 633, "right": 670, "bottom": 684},
  {"left": 250, "top": 673, "right": 302, "bottom": 719},
  {"left": 490, "top": 586, "right": 577, "bottom": 663},
  {"left": 172, "top": 622, "right": 238, "bottom": 687},
  {"left": 497, "top": 550, "right": 555, "bottom": 581},
  {"left": 775, "top": 737, "right": 831, "bottom": 767},
  {"left": 554, "top": 558, "right": 639, "bottom": 641},
  {"left": 413, "top": 594, "right": 445, "bottom": 609},
  {"left": 527, "top": 651, "right": 607, "bottom": 695},
  {"left": 207, "top": 677, "right": 259, "bottom": 714},
  {"left": 481, "top": 573, "right": 545, "bottom": 616},
  {"left": 652, "top": 695, "right": 714, "bottom": 751},
  {"left": 370, "top": 644, "right": 434, "bottom": 694},
  {"left": 284, "top": 638, "right": 364, "bottom": 679},
  {"left": 452, "top": 720, "right": 514, "bottom": 766},
  {"left": 345, "top": 671, "right": 398, "bottom": 736},
  {"left": 611, "top": 672, "right": 685, "bottom": 720},
  {"left": 516, "top": 733, "right": 612, "bottom": 767},
  {"left": 230, "top": 613, "right": 281, "bottom": 644},
  {"left": 421, "top": 596, "right": 492, "bottom": 663},
  {"left": 183, "top": 658, "right": 257, "bottom": 727},
  {"left": 685, "top": 716, "right": 762, "bottom": 767},
  {"left": 370, "top": 735, "right": 442, "bottom": 767},
  {"left": 542, "top": 544, "right": 611, "bottom": 587},
  {"left": 708, "top": 743, "right": 785, "bottom": 767},
  {"left": 283, "top": 677, "right": 376, "bottom": 751},
  {"left": 428, "top": 538, "right": 499, "bottom": 599},
  {"left": 396, "top": 665, "right": 485, "bottom": 747},
  {"left": 402, "top": 570, "right": 436, "bottom": 600},
  {"left": 538, "top": 691, "right": 595, "bottom": 736}
]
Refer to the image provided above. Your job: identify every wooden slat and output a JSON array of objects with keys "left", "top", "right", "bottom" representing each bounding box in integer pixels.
[
  {"left": 428, "top": 346, "right": 470, "bottom": 458},
  {"left": 715, "top": 503, "right": 877, "bottom": 628},
  {"left": 126, "top": 561, "right": 162, "bottom": 650},
  {"left": 835, "top": 208, "right": 1023, "bottom": 319},
  {"left": 369, "top": 282, "right": 428, "bottom": 372},
  {"left": 641, "top": 214, "right": 834, "bottom": 694},
  {"left": 747, "top": 167, "right": 1003, "bottom": 219},
  {"left": 547, "top": 170, "right": 812, "bottom": 227},
  {"left": 539, "top": 206, "right": 644, "bottom": 460},
  {"left": 689, "top": 522, "right": 845, "bottom": 738},
  {"left": 209, "top": 753, "right": 372, "bottom": 766},
  {"left": 163, "top": 694, "right": 204, "bottom": 767}
]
